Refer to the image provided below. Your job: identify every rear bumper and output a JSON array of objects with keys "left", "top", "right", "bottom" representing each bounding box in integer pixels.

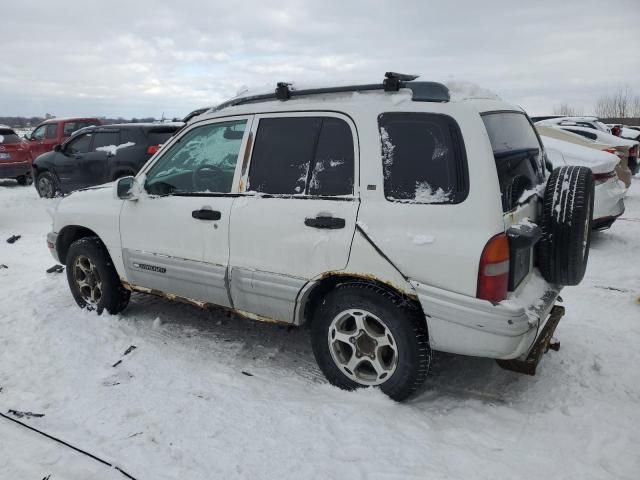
[
  {"left": 47, "top": 231, "right": 60, "bottom": 262},
  {"left": 411, "top": 271, "right": 560, "bottom": 359},
  {"left": 0, "top": 161, "right": 31, "bottom": 178},
  {"left": 593, "top": 179, "right": 626, "bottom": 228}
]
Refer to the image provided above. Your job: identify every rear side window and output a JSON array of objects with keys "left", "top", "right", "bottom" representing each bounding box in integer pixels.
[
  {"left": 378, "top": 112, "right": 468, "bottom": 204},
  {"left": 92, "top": 132, "right": 120, "bottom": 152},
  {"left": 45, "top": 124, "right": 58, "bottom": 139},
  {"left": 0, "top": 130, "right": 21, "bottom": 144},
  {"left": 482, "top": 112, "right": 544, "bottom": 212},
  {"left": 147, "top": 129, "right": 176, "bottom": 146},
  {"left": 248, "top": 116, "right": 354, "bottom": 196}
]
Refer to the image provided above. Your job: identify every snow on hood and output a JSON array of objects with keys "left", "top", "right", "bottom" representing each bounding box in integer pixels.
[
  {"left": 541, "top": 136, "right": 619, "bottom": 174},
  {"left": 445, "top": 80, "right": 500, "bottom": 101}
]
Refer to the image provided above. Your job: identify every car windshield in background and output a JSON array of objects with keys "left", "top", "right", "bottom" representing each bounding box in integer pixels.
[
  {"left": 482, "top": 112, "right": 544, "bottom": 212},
  {"left": 0, "top": 129, "right": 21, "bottom": 144}
]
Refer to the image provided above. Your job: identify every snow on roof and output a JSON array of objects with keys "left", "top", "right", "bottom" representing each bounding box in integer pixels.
[
  {"left": 541, "top": 135, "right": 619, "bottom": 174},
  {"left": 445, "top": 80, "right": 500, "bottom": 102}
]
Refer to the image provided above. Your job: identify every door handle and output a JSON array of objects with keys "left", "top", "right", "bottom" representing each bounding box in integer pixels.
[
  {"left": 192, "top": 209, "right": 221, "bottom": 221},
  {"left": 304, "top": 216, "right": 345, "bottom": 229}
]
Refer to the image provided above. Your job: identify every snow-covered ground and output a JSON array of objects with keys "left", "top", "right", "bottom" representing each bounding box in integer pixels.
[{"left": 1, "top": 179, "right": 639, "bottom": 480}]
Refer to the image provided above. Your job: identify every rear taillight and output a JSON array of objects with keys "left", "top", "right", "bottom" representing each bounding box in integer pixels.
[
  {"left": 593, "top": 171, "right": 616, "bottom": 185},
  {"left": 629, "top": 146, "right": 637, "bottom": 156},
  {"left": 477, "top": 233, "right": 510, "bottom": 303},
  {"left": 147, "top": 145, "right": 160, "bottom": 155}
]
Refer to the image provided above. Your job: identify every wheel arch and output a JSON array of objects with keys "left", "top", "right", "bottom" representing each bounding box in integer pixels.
[
  {"left": 56, "top": 225, "right": 105, "bottom": 264},
  {"left": 295, "top": 273, "right": 426, "bottom": 328}
]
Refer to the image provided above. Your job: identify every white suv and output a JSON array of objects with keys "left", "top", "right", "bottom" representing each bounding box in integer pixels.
[{"left": 47, "top": 73, "right": 594, "bottom": 401}]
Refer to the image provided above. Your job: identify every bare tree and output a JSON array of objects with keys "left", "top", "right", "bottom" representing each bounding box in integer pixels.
[
  {"left": 552, "top": 103, "right": 583, "bottom": 116},
  {"left": 594, "top": 85, "right": 640, "bottom": 118}
]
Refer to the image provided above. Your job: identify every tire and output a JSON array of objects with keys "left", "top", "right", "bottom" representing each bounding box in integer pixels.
[
  {"left": 311, "top": 282, "right": 431, "bottom": 402},
  {"left": 36, "top": 171, "right": 57, "bottom": 198},
  {"left": 65, "top": 237, "right": 130, "bottom": 314},
  {"left": 537, "top": 166, "right": 594, "bottom": 286},
  {"left": 16, "top": 172, "right": 32, "bottom": 186}
]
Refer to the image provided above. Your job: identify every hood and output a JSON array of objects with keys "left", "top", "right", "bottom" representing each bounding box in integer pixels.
[
  {"left": 541, "top": 136, "right": 619, "bottom": 174},
  {"left": 32, "top": 150, "right": 57, "bottom": 165}
]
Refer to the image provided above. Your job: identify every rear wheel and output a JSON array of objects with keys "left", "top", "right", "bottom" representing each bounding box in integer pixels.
[
  {"left": 311, "top": 283, "right": 431, "bottom": 401},
  {"left": 66, "top": 237, "right": 130, "bottom": 314},
  {"left": 36, "top": 171, "right": 57, "bottom": 198}
]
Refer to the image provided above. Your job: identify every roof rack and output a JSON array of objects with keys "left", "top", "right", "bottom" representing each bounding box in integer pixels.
[{"left": 211, "top": 72, "right": 450, "bottom": 112}]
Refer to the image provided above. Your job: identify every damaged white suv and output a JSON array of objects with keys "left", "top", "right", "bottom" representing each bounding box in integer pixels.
[{"left": 47, "top": 73, "right": 594, "bottom": 401}]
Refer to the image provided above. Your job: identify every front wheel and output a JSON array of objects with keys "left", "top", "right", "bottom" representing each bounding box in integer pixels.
[
  {"left": 311, "top": 283, "right": 431, "bottom": 402},
  {"left": 36, "top": 171, "right": 57, "bottom": 198},
  {"left": 16, "top": 172, "right": 32, "bottom": 186},
  {"left": 66, "top": 237, "right": 130, "bottom": 314}
]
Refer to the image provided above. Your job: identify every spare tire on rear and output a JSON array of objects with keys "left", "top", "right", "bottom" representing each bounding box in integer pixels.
[{"left": 537, "top": 166, "right": 594, "bottom": 286}]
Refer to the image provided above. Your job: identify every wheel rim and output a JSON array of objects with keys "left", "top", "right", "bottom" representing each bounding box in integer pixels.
[
  {"left": 327, "top": 309, "right": 398, "bottom": 386},
  {"left": 38, "top": 176, "right": 53, "bottom": 197},
  {"left": 73, "top": 255, "right": 103, "bottom": 305}
]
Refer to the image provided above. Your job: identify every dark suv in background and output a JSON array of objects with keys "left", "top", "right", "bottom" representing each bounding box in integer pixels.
[{"left": 33, "top": 123, "right": 182, "bottom": 197}]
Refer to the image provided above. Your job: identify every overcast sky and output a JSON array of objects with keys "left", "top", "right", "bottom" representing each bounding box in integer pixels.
[{"left": 1, "top": 0, "right": 639, "bottom": 119}]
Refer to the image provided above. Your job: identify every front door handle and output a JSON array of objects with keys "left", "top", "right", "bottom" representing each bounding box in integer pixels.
[
  {"left": 304, "top": 216, "right": 345, "bottom": 229},
  {"left": 192, "top": 209, "right": 221, "bottom": 221}
]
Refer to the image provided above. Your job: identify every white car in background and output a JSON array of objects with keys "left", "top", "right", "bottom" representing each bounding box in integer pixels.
[
  {"left": 541, "top": 135, "right": 626, "bottom": 230},
  {"left": 537, "top": 116, "right": 611, "bottom": 133},
  {"left": 539, "top": 124, "right": 639, "bottom": 183},
  {"left": 536, "top": 125, "right": 633, "bottom": 187}
]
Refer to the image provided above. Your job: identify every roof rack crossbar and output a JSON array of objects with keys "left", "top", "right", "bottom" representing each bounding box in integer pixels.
[{"left": 211, "top": 73, "right": 449, "bottom": 113}]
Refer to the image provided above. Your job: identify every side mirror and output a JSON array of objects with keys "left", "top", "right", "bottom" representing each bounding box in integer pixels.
[
  {"left": 115, "top": 176, "right": 140, "bottom": 200},
  {"left": 54, "top": 144, "right": 62, "bottom": 152},
  {"left": 24, "top": 134, "right": 32, "bottom": 140}
]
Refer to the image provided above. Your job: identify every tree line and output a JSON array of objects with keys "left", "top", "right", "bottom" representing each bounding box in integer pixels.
[{"left": 553, "top": 85, "right": 640, "bottom": 118}]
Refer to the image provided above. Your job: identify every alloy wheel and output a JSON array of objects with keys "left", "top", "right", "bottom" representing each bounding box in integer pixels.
[
  {"left": 327, "top": 309, "right": 398, "bottom": 386},
  {"left": 73, "top": 255, "right": 103, "bottom": 305}
]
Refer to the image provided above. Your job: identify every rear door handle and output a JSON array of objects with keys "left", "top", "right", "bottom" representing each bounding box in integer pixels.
[
  {"left": 192, "top": 209, "right": 221, "bottom": 221},
  {"left": 304, "top": 216, "right": 345, "bottom": 229}
]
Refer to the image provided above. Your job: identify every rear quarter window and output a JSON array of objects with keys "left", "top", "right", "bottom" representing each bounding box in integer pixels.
[
  {"left": 378, "top": 112, "right": 468, "bottom": 204},
  {"left": 147, "top": 130, "right": 177, "bottom": 146}
]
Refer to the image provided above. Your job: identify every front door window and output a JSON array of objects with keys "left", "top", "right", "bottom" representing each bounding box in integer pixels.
[{"left": 145, "top": 120, "right": 247, "bottom": 195}]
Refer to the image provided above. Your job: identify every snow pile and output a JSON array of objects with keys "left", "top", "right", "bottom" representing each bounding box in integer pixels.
[
  {"left": 95, "top": 142, "right": 135, "bottom": 155},
  {"left": 446, "top": 80, "right": 500, "bottom": 102}
]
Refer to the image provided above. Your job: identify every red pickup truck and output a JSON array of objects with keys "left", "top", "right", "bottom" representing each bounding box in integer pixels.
[{"left": 24, "top": 117, "right": 102, "bottom": 159}]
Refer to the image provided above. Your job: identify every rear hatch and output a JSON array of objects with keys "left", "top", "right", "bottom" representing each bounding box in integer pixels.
[
  {"left": 0, "top": 129, "right": 28, "bottom": 163},
  {"left": 481, "top": 112, "right": 546, "bottom": 293}
]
